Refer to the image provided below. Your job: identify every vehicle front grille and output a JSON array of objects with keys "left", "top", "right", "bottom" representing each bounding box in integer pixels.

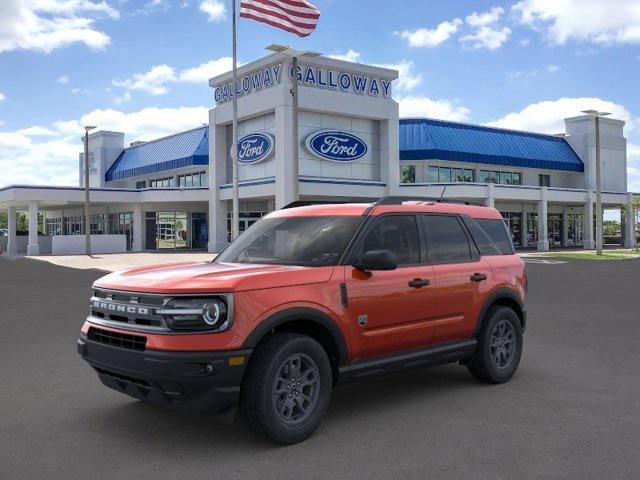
[
  {"left": 88, "top": 326, "right": 147, "bottom": 351},
  {"left": 89, "top": 288, "right": 169, "bottom": 332}
]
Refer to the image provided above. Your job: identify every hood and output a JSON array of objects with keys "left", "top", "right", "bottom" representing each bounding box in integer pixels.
[{"left": 93, "top": 261, "right": 335, "bottom": 294}]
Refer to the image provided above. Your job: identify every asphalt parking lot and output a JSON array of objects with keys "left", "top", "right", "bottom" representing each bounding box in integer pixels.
[{"left": 1, "top": 256, "right": 639, "bottom": 480}]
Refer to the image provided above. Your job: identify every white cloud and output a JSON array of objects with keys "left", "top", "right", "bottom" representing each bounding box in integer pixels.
[
  {"left": 179, "top": 56, "right": 234, "bottom": 82},
  {"left": 0, "top": 0, "right": 119, "bottom": 54},
  {"left": 508, "top": 64, "right": 560, "bottom": 81},
  {"left": 0, "top": 106, "right": 209, "bottom": 187},
  {"left": 546, "top": 64, "right": 560, "bottom": 72},
  {"left": 57, "top": 75, "right": 69, "bottom": 84},
  {"left": 520, "top": 38, "right": 531, "bottom": 46},
  {"left": 328, "top": 50, "right": 362, "bottom": 63},
  {"left": 396, "top": 19, "right": 462, "bottom": 47},
  {"left": 398, "top": 96, "right": 471, "bottom": 122},
  {"left": 461, "top": 26, "right": 511, "bottom": 50},
  {"left": 0, "top": 92, "right": 5, "bottom": 102},
  {"left": 113, "top": 91, "right": 132, "bottom": 105},
  {"left": 199, "top": 0, "right": 226, "bottom": 22},
  {"left": 486, "top": 97, "right": 635, "bottom": 134},
  {"left": 373, "top": 60, "right": 422, "bottom": 93},
  {"left": 513, "top": 0, "right": 640, "bottom": 45},
  {"left": 466, "top": 6, "right": 504, "bottom": 27},
  {"left": 113, "top": 64, "right": 177, "bottom": 95}
]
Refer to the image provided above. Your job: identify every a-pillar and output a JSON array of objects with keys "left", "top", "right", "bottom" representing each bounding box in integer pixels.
[
  {"left": 132, "top": 204, "right": 143, "bottom": 252},
  {"left": 623, "top": 193, "right": 637, "bottom": 248},
  {"left": 27, "top": 203, "right": 40, "bottom": 256},
  {"left": 583, "top": 194, "right": 595, "bottom": 249},
  {"left": 7, "top": 206, "right": 18, "bottom": 255},
  {"left": 484, "top": 183, "right": 495, "bottom": 208},
  {"left": 537, "top": 187, "right": 549, "bottom": 251}
]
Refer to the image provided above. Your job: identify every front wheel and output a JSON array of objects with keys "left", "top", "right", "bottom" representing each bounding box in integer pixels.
[
  {"left": 240, "top": 333, "right": 332, "bottom": 444},
  {"left": 467, "top": 306, "right": 523, "bottom": 384}
]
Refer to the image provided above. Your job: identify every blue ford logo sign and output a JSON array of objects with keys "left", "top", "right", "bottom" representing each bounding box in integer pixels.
[
  {"left": 235, "top": 133, "right": 274, "bottom": 164},
  {"left": 305, "top": 131, "right": 367, "bottom": 162}
]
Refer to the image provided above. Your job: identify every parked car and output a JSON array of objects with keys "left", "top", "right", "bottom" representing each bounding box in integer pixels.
[
  {"left": 0, "top": 229, "right": 7, "bottom": 237},
  {"left": 78, "top": 197, "right": 527, "bottom": 444}
]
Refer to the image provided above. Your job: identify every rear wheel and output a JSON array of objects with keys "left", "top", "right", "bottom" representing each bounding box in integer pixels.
[
  {"left": 467, "top": 306, "right": 522, "bottom": 384},
  {"left": 240, "top": 333, "right": 332, "bottom": 444}
]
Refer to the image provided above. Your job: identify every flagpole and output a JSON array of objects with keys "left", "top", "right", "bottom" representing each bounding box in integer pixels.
[
  {"left": 231, "top": 0, "right": 240, "bottom": 241},
  {"left": 291, "top": 55, "right": 299, "bottom": 202}
]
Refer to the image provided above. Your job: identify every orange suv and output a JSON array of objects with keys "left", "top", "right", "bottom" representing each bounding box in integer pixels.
[{"left": 78, "top": 197, "right": 527, "bottom": 444}]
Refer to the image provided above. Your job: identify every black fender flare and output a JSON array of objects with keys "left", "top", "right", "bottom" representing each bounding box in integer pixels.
[
  {"left": 473, "top": 287, "right": 526, "bottom": 337},
  {"left": 242, "top": 307, "right": 348, "bottom": 366}
]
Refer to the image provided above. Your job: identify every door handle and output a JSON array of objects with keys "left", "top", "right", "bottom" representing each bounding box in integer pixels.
[
  {"left": 408, "top": 278, "right": 430, "bottom": 288},
  {"left": 470, "top": 273, "right": 487, "bottom": 282}
]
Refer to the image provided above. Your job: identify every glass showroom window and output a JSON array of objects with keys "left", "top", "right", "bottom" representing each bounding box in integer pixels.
[
  {"left": 401, "top": 165, "right": 416, "bottom": 184},
  {"left": 46, "top": 218, "right": 63, "bottom": 236},
  {"left": 480, "top": 170, "right": 522, "bottom": 185},
  {"left": 428, "top": 166, "right": 473, "bottom": 183},
  {"left": 149, "top": 177, "right": 175, "bottom": 188},
  {"left": 135, "top": 180, "right": 147, "bottom": 189},
  {"left": 501, "top": 212, "right": 522, "bottom": 247},
  {"left": 90, "top": 214, "right": 107, "bottom": 235},
  {"left": 178, "top": 171, "right": 207, "bottom": 188}
]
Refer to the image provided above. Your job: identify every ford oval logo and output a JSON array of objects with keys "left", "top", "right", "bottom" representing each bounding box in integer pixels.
[
  {"left": 305, "top": 130, "right": 368, "bottom": 162},
  {"left": 234, "top": 133, "right": 274, "bottom": 164}
]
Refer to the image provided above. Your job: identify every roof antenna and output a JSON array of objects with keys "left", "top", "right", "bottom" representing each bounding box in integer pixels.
[{"left": 438, "top": 185, "right": 447, "bottom": 202}]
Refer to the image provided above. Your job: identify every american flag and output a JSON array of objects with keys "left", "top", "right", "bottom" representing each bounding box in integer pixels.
[{"left": 240, "top": 0, "right": 321, "bottom": 38}]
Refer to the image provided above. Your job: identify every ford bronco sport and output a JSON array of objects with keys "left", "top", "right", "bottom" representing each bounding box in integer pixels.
[{"left": 78, "top": 197, "right": 527, "bottom": 444}]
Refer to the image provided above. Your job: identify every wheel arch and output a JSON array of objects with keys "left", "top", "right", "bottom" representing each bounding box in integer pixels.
[
  {"left": 473, "top": 288, "right": 526, "bottom": 338},
  {"left": 242, "top": 307, "right": 348, "bottom": 384}
]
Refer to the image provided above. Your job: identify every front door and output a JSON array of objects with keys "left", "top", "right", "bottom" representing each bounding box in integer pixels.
[{"left": 346, "top": 215, "right": 436, "bottom": 360}]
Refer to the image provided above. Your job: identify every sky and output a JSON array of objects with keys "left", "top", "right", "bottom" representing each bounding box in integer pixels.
[{"left": 1, "top": 0, "right": 640, "bottom": 195}]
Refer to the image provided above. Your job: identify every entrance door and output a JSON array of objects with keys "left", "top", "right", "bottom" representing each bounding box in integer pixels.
[
  {"left": 548, "top": 214, "right": 563, "bottom": 247},
  {"left": 346, "top": 215, "right": 436, "bottom": 360}
]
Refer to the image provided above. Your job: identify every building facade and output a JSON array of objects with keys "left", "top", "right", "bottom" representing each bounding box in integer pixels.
[{"left": 0, "top": 52, "right": 637, "bottom": 255}]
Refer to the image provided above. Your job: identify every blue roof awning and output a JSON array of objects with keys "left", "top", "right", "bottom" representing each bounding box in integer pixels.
[
  {"left": 105, "top": 126, "right": 209, "bottom": 181},
  {"left": 399, "top": 118, "right": 584, "bottom": 172}
]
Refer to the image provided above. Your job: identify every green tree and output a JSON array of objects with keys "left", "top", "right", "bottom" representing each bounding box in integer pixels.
[{"left": 0, "top": 211, "right": 6, "bottom": 230}]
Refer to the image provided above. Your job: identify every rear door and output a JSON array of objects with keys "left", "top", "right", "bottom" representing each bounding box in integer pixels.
[
  {"left": 346, "top": 214, "right": 436, "bottom": 360},
  {"left": 421, "top": 215, "right": 493, "bottom": 344}
]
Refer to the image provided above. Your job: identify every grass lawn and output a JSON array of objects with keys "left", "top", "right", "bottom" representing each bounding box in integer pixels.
[{"left": 539, "top": 249, "right": 640, "bottom": 260}]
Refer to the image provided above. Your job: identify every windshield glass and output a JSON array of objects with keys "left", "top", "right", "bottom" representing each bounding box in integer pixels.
[{"left": 215, "top": 216, "right": 363, "bottom": 266}]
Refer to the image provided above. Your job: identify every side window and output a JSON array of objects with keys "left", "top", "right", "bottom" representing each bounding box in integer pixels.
[
  {"left": 360, "top": 215, "right": 420, "bottom": 265},
  {"left": 423, "top": 215, "right": 473, "bottom": 264}
]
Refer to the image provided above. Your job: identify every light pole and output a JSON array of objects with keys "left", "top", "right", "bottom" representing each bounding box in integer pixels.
[
  {"left": 266, "top": 44, "right": 320, "bottom": 205},
  {"left": 581, "top": 110, "right": 610, "bottom": 256},
  {"left": 83, "top": 125, "right": 96, "bottom": 255}
]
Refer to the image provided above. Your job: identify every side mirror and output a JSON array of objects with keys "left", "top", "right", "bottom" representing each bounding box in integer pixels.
[{"left": 355, "top": 249, "right": 398, "bottom": 271}]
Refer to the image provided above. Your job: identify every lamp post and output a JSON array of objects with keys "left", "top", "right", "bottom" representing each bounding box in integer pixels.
[
  {"left": 581, "top": 110, "right": 610, "bottom": 256},
  {"left": 266, "top": 44, "right": 320, "bottom": 204},
  {"left": 83, "top": 125, "right": 96, "bottom": 255}
]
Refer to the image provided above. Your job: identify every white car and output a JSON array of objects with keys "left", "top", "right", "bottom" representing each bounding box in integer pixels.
[{"left": 0, "top": 229, "right": 8, "bottom": 237}]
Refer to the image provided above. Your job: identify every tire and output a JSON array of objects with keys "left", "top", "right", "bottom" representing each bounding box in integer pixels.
[
  {"left": 240, "top": 333, "right": 332, "bottom": 444},
  {"left": 467, "top": 306, "right": 523, "bottom": 384}
]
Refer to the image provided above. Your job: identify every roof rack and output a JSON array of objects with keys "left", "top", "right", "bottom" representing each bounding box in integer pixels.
[
  {"left": 374, "top": 195, "right": 441, "bottom": 206},
  {"left": 282, "top": 200, "right": 353, "bottom": 209}
]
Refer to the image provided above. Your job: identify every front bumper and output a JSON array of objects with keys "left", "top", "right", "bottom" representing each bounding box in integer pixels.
[{"left": 77, "top": 335, "right": 252, "bottom": 418}]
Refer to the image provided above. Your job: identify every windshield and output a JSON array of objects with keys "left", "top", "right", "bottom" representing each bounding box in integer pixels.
[{"left": 215, "top": 216, "right": 363, "bottom": 267}]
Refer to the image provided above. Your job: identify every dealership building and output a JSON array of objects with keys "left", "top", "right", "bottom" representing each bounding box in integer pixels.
[{"left": 0, "top": 52, "right": 637, "bottom": 255}]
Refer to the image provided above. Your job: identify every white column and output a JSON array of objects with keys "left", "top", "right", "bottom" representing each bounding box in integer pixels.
[
  {"left": 584, "top": 194, "right": 595, "bottom": 249},
  {"left": 132, "top": 204, "right": 143, "bottom": 252},
  {"left": 274, "top": 104, "right": 295, "bottom": 208},
  {"left": 624, "top": 193, "right": 636, "bottom": 248},
  {"left": 208, "top": 118, "right": 230, "bottom": 253},
  {"left": 7, "top": 206, "right": 18, "bottom": 255},
  {"left": 484, "top": 183, "right": 495, "bottom": 208},
  {"left": 537, "top": 187, "right": 549, "bottom": 251},
  {"left": 381, "top": 115, "right": 400, "bottom": 195},
  {"left": 27, "top": 203, "right": 40, "bottom": 256}
]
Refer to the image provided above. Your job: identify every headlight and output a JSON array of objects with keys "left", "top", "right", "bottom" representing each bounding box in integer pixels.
[{"left": 157, "top": 296, "right": 231, "bottom": 332}]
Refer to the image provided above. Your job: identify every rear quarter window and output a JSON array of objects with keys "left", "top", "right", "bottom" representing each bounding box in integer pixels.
[{"left": 473, "top": 218, "right": 515, "bottom": 255}]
